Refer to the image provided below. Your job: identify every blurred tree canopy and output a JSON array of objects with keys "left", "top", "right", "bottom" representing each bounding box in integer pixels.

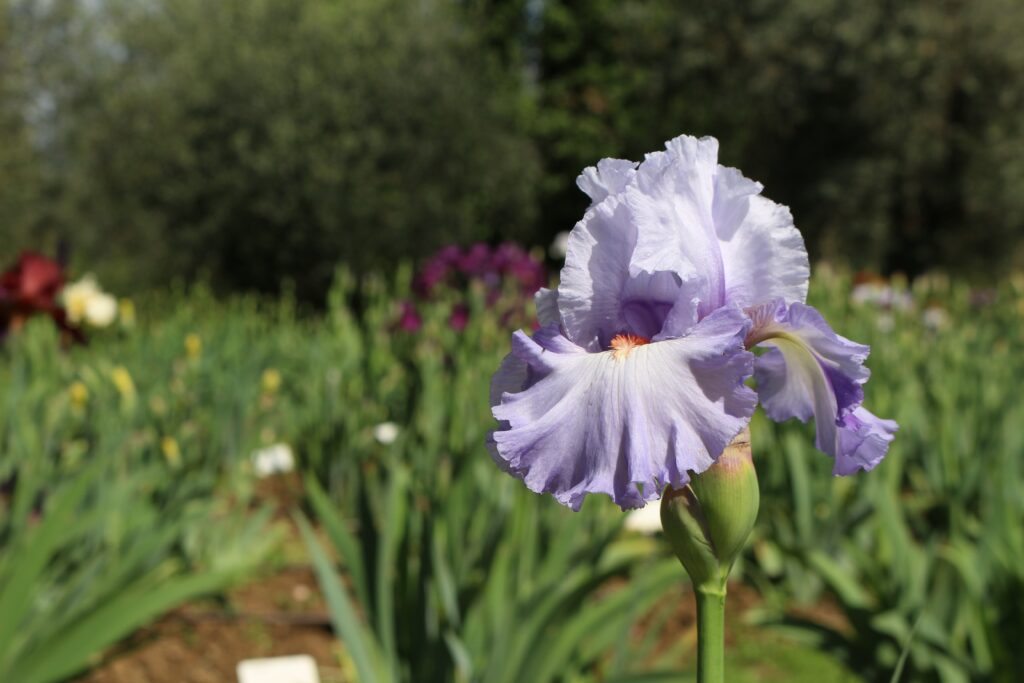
[
  {"left": 1, "top": 0, "right": 1023, "bottom": 295},
  {"left": 532, "top": 0, "right": 1024, "bottom": 277},
  {"left": 1, "top": 0, "right": 540, "bottom": 297}
]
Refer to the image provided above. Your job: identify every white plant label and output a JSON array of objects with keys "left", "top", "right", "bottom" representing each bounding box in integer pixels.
[{"left": 237, "top": 655, "right": 320, "bottom": 683}]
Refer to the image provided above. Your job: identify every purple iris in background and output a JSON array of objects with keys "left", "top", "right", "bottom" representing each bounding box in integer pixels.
[
  {"left": 414, "top": 242, "right": 546, "bottom": 301},
  {"left": 401, "top": 242, "right": 546, "bottom": 332},
  {"left": 489, "top": 135, "right": 897, "bottom": 511}
]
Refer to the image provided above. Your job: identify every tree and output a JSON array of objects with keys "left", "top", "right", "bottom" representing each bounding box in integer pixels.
[
  {"left": 533, "top": 0, "right": 1024, "bottom": 276},
  {"left": 35, "top": 0, "right": 541, "bottom": 298}
]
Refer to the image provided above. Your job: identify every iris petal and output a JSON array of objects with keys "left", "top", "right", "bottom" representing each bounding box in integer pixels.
[
  {"left": 748, "top": 300, "right": 896, "bottom": 471},
  {"left": 558, "top": 193, "right": 697, "bottom": 349},
  {"left": 714, "top": 167, "right": 809, "bottom": 309},
  {"left": 628, "top": 136, "right": 723, "bottom": 316},
  {"left": 834, "top": 407, "right": 898, "bottom": 475},
  {"left": 489, "top": 307, "right": 756, "bottom": 510},
  {"left": 558, "top": 193, "right": 639, "bottom": 350},
  {"left": 558, "top": 135, "right": 807, "bottom": 345},
  {"left": 620, "top": 271, "right": 686, "bottom": 339},
  {"left": 534, "top": 288, "right": 559, "bottom": 327},
  {"left": 628, "top": 136, "right": 809, "bottom": 316},
  {"left": 577, "top": 158, "right": 638, "bottom": 206},
  {"left": 490, "top": 135, "right": 894, "bottom": 511}
]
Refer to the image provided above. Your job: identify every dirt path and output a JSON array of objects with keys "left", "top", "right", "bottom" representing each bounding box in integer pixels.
[{"left": 77, "top": 567, "right": 342, "bottom": 683}]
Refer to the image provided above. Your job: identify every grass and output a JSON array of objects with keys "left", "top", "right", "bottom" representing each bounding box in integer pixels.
[
  {"left": 705, "top": 628, "right": 862, "bottom": 683},
  {"left": 2, "top": 264, "right": 1022, "bottom": 682}
]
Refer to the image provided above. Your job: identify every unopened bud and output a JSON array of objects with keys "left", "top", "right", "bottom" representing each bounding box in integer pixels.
[{"left": 660, "top": 429, "right": 758, "bottom": 591}]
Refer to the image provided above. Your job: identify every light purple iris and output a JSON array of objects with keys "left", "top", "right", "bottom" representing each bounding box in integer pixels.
[{"left": 488, "top": 135, "right": 897, "bottom": 511}]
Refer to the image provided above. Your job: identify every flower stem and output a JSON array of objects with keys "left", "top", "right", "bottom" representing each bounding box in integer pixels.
[{"left": 695, "top": 586, "right": 726, "bottom": 683}]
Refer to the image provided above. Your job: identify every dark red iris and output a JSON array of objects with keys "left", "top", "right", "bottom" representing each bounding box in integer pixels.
[{"left": 0, "top": 251, "right": 83, "bottom": 343}]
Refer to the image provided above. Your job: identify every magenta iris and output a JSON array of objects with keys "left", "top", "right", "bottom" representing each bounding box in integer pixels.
[
  {"left": 488, "top": 136, "right": 897, "bottom": 511},
  {"left": 401, "top": 242, "right": 546, "bottom": 332}
]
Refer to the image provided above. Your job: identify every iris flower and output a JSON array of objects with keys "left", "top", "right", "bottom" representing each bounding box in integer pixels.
[
  {"left": 0, "top": 251, "right": 83, "bottom": 343},
  {"left": 488, "top": 136, "right": 897, "bottom": 510},
  {"left": 62, "top": 275, "right": 118, "bottom": 328}
]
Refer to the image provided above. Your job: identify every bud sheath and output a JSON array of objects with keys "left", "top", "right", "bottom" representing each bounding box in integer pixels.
[
  {"left": 660, "top": 428, "right": 758, "bottom": 591},
  {"left": 660, "top": 429, "right": 758, "bottom": 683}
]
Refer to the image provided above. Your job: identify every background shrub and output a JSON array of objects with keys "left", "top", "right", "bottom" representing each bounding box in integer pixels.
[{"left": 3, "top": 0, "right": 1024, "bottom": 294}]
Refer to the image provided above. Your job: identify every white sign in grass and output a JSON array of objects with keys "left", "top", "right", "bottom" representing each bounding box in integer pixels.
[{"left": 237, "top": 655, "right": 320, "bottom": 683}]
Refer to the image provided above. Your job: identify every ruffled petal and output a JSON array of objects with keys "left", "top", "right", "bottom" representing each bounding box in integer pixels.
[
  {"left": 748, "top": 300, "right": 895, "bottom": 471},
  {"left": 628, "top": 136, "right": 723, "bottom": 316},
  {"left": 833, "top": 407, "right": 898, "bottom": 475},
  {"left": 577, "top": 158, "right": 638, "bottom": 206},
  {"left": 627, "top": 135, "right": 808, "bottom": 315},
  {"left": 714, "top": 167, "right": 809, "bottom": 308},
  {"left": 489, "top": 307, "right": 756, "bottom": 510},
  {"left": 557, "top": 193, "right": 697, "bottom": 349},
  {"left": 489, "top": 350, "right": 529, "bottom": 412},
  {"left": 557, "top": 194, "right": 638, "bottom": 350},
  {"left": 558, "top": 135, "right": 808, "bottom": 347}
]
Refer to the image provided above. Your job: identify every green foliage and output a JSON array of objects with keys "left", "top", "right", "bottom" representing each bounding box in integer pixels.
[
  {"left": 680, "top": 624, "right": 862, "bottom": 683},
  {"left": 0, "top": 2, "right": 59, "bottom": 253},
  {"left": 5, "top": 0, "right": 1024, "bottom": 290},
  {"left": 533, "top": 0, "right": 1024, "bottom": 275},
  {"left": 288, "top": 265, "right": 1024, "bottom": 682},
  {"left": 749, "top": 269, "right": 1024, "bottom": 682},
  {"left": 0, "top": 320, "right": 277, "bottom": 683},
  {"left": 300, "top": 470, "right": 681, "bottom": 683},
  {"left": 2, "top": 264, "right": 1023, "bottom": 681},
  {"left": 1, "top": 0, "right": 539, "bottom": 297}
]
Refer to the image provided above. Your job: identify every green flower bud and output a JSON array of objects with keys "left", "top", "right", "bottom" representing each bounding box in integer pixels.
[{"left": 660, "top": 429, "right": 759, "bottom": 592}]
